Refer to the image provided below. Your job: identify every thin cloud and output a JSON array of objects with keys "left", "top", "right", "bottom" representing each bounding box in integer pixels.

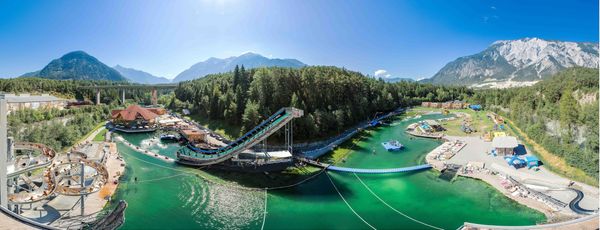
[{"left": 374, "top": 69, "right": 391, "bottom": 78}]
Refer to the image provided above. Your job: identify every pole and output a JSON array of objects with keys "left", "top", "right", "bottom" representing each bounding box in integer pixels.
[
  {"left": 80, "top": 163, "right": 85, "bottom": 216},
  {"left": 0, "top": 94, "right": 7, "bottom": 207}
]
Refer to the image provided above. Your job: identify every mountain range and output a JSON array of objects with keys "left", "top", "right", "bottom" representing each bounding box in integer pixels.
[
  {"left": 21, "top": 51, "right": 127, "bottom": 81},
  {"left": 18, "top": 38, "right": 598, "bottom": 87},
  {"left": 172, "top": 52, "right": 306, "bottom": 82},
  {"left": 113, "top": 65, "right": 171, "bottom": 84},
  {"left": 423, "top": 38, "right": 599, "bottom": 88},
  {"left": 21, "top": 51, "right": 306, "bottom": 84}
]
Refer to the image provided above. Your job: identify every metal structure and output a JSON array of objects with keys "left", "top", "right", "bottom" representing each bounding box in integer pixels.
[
  {"left": 0, "top": 95, "right": 7, "bottom": 207},
  {"left": 177, "top": 107, "right": 304, "bottom": 166}
]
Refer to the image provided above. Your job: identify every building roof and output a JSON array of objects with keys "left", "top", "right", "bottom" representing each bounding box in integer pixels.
[
  {"left": 111, "top": 105, "right": 159, "bottom": 121},
  {"left": 492, "top": 136, "right": 519, "bottom": 149},
  {"left": 181, "top": 129, "right": 205, "bottom": 137},
  {"left": 3, "top": 93, "right": 66, "bottom": 103}
]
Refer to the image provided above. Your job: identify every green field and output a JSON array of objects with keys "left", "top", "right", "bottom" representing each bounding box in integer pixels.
[
  {"left": 409, "top": 106, "right": 499, "bottom": 137},
  {"left": 93, "top": 128, "right": 108, "bottom": 141}
]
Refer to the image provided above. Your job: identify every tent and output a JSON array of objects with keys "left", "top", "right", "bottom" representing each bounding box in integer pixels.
[
  {"left": 469, "top": 104, "right": 482, "bottom": 111},
  {"left": 504, "top": 155, "right": 526, "bottom": 168},
  {"left": 525, "top": 156, "right": 541, "bottom": 169}
]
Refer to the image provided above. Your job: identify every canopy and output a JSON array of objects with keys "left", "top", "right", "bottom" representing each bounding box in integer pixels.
[
  {"left": 469, "top": 104, "right": 482, "bottom": 110},
  {"left": 525, "top": 156, "right": 539, "bottom": 162}
]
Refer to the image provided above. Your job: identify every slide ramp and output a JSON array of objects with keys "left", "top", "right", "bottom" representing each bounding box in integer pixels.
[{"left": 176, "top": 107, "right": 303, "bottom": 166}]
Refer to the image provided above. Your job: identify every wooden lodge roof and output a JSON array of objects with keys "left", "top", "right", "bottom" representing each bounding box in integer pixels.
[{"left": 111, "top": 105, "right": 159, "bottom": 121}]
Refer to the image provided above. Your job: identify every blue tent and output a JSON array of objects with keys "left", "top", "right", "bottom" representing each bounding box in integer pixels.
[
  {"left": 525, "top": 156, "right": 541, "bottom": 168},
  {"left": 504, "top": 155, "right": 526, "bottom": 168},
  {"left": 469, "top": 104, "right": 482, "bottom": 111}
]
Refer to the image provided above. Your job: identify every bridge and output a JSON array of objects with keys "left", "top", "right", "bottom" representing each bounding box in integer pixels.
[
  {"left": 78, "top": 84, "right": 178, "bottom": 105},
  {"left": 297, "top": 157, "right": 433, "bottom": 174},
  {"left": 176, "top": 107, "right": 304, "bottom": 166}
]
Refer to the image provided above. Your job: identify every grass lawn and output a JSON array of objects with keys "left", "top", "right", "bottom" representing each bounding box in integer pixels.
[
  {"left": 321, "top": 130, "right": 373, "bottom": 164},
  {"left": 68, "top": 122, "right": 105, "bottom": 152},
  {"left": 185, "top": 114, "right": 241, "bottom": 140},
  {"left": 93, "top": 128, "right": 108, "bottom": 141},
  {"left": 410, "top": 106, "right": 497, "bottom": 137}
]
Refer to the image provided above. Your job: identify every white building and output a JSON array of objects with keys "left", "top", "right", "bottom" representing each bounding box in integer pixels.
[{"left": 4, "top": 93, "right": 68, "bottom": 114}]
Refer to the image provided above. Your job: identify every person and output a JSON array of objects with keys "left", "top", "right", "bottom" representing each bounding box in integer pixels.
[{"left": 134, "top": 177, "right": 138, "bottom": 182}]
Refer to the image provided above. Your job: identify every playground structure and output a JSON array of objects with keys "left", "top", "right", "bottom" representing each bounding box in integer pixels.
[{"left": 176, "top": 107, "right": 304, "bottom": 166}]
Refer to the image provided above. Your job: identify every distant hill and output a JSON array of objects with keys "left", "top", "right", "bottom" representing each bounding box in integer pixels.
[
  {"left": 20, "top": 70, "right": 40, "bottom": 77},
  {"left": 21, "top": 51, "right": 127, "bottom": 81},
  {"left": 173, "top": 52, "right": 306, "bottom": 82},
  {"left": 113, "top": 65, "right": 171, "bottom": 84},
  {"left": 423, "top": 38, "right": 599, "bottom": 88},
  {"left": 383, "top": 77, "right": 414, "bottom": 83}
]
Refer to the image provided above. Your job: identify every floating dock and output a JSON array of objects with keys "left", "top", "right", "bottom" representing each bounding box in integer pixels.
[{"left": 382, "top": 140, "right": 403, "bottom": 151}]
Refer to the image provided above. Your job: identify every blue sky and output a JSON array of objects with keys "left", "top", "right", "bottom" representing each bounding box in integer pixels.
[{"left": 0, "top": 0, "right": 597, "bottom": 79}]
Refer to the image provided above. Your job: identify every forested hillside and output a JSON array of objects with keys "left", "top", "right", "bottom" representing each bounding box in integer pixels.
[
  {"left": 174, "top": 66, "right": 472, "bottom": 140},
  {"left": 0, "top": 77, "right": 160, "bottom": 104},
  {"left": 471, "top": 67, "right": 599, "bottom": 179},
  {"left": 9, "top": 106, "right": 114, "bottom": 151}
]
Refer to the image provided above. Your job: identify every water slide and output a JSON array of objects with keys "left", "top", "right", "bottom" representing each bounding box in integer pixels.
[
  {"left": 176, "top": 107, "right": 303, "bottom": 166},
  {"left": 8, "top": 148, "right": 109, "bottom": 204},
  {"left": 568, "top": 188, "right": 597, "bottom": 215},
  {"left": 8, "top": 142, "right": 57, "bottom": 177}
]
